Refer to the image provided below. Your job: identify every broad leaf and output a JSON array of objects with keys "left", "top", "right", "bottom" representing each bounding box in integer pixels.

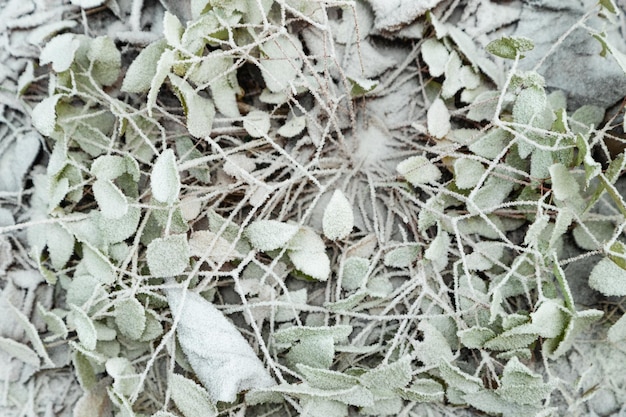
[
  {"left": 146, "top": 234, "right": 190, "bottom": 277},
  {"left": 151, "top": 149, "right": 180, "bottom": 205},
  {"left": 322, "top": 190, "right": 354, "bottom": 240},
  {"left": 169, "top": 373, "right": 218, "bottom": 417}
]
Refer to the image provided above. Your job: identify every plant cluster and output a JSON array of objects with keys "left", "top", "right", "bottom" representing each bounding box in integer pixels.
[{"left": 7, "top": 0, "right": 626, "bottom": 416}]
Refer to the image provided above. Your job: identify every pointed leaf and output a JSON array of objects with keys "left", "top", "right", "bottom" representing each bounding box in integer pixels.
[
  {"left": 70, "top": 304, "right": 97, "bottom": 351},
  {"left": 93, "top": 179, "right": 129, "bottom": 219},
  {"left": 427, "top": 98, "right": 451, "bottom": 139},
  {"left": 168, "top": 73, "right": 215, "bottom": 138},
  {"left": 0, "top": 337, "right": 40, "bottom": 367},
  {"left": 170, "top": 373, "right": 218, "bottom": 417},
  {"left": 397, "top": 155, "right": 441, "bottom": 186},
  {"left": 122, "top": 40, "right": 168, "bottom": 93},
  {"left": 322, "top": 190, "right": 354, "bottom": 240},
  {"left": 151, "top": 149, "right": 180, "bottom": 204},
  {"left": 245, "top": 220, "right": 299, "bottom": 251},
  {"left": 115, "top": 298, "right": 146, "bottom": 340}
]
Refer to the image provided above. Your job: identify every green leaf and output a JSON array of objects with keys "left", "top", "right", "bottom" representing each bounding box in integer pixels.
[
  {"left": 245, "top": 220, "right": 299, "bottom": 251},
  {"left": 397, "top": 155, "right": 441, "bottom": 186},
  {"left": 599, "top": 0, "right": 618, "bottom": 14},
  {"left": 273, "top": 325, "right": 353, "bottom": 344},
  {"left": 122, "top": 40, "right": 168, "bottom": 93},
  {"left": 169, "top": 373, "right": 218, "bottom": 417},
  {"left": 259, "top": 33, "right": 303, "bottom": 93},
  {"left": 513, "top": 86, "right": 546, "bottom": 125},
  {"left": 168, "top": 73, "right": 215, "bottom": 138},
  {"left": 589, "top": 257, "right": 626, "bottom": 296},
  {"left": 82, "top": 243, "right": 116, "bottom": 284},
  {"left": 106, "top": 357, "right": 141, "bottom": 397},
  {"left": 383, "top": 245, "right": 420, "bottom": 268},
  {"left": 114, "top": 298, "right": 146, "bottom": 340},
  {"left": 572, "top": 221, "right": 614, "bottom": 250},
  {"left": 151, "top": 149, "right": 180, "bottom": 205},
  {"left": 163, "top": 11, "right": 184, "bottom": 48},
  {"left": 93, "top": 179, "right": 129, "bottom": 219},
  {"left": 147, "top": 49, "right": 176, "bottom": 115},
  {"left": 45, "top": 222, "right": 75, "bottom": 269},
  {"left": 549, "top": 163, "right": 579, "bottom": 201},
  {"left": 288, "top": 249, "right": 331, "bottom": 281},
  {"left": 70, "top": 304, "right": 98, "bottom": 351},
  {"left": 340, "top": 257, "right": 370, "bottom": 290},
  {"left": 97, "top": 206, "right": 141, "bottom": 244},
  {"left": 0, "top": 337, "right": 40, "bottom": 367},
  {"left": 38, "top": 303, "right": 68, "bottom": 341},
  {"left": 146, "top": 234, "right": 190, "bottom": 277},
  {"left": 322, "top": 190, "right": 354, "bottom": 240},
  {"left": 496, "top": 357, "right": 552, "bottom": 405},
  {"left": 424, "top": 229, "right": 449, "bottom": 272},
  {"left": 296, "top": 364, "right": 360, "bottom": 390},
  {"left": 486, "top": 36, "right": 534, "bottom": 59},
  {"left": 458, "top": 326, "right": 496, "bottom": 349},
  {"left": 439, "top": 361, "right": 483, "bottom": 393},
  {"left": 397, "top": 378, "right": 445, "bottom": 403},
  {"left": 91, "top": 155, "right": 127, "bottom": 181},
  {"left": 413, "top": 320, "right": 453, "bottom": 366},
  {"left": 347, "top": 77, "right": 378, "bottom": 96}
]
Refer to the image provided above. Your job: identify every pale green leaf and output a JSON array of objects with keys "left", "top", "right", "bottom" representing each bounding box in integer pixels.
[
  {"left": 169, "top": 373, "right": 218, "bottom": 417},
  {"left": 7, "top": 301, "right": 54, "bottom": 366},
  {"left": 151, "top": 149, "right": 180, "bottom": 204},
  {"left": 90, "top": 155, "right": 128, "bottom": 181},
  {"left": 146, "top": 234, "right": 190, "bottom": 277},
  {"left": 122, "top": 40, "right": 168, "bottom": 93},
  {"left": 0, "top": 337, "right": 40, "bottom": 367},
  {"left": 273, "top": 325, "right": 353, "bottom": 344},
  {"left": 458, "top": 326, "right": 496, "bottom": 349},
  {"left": 341, "top": 257, "right": 369, "bottom": 290},
  {"left": 88, "top": 36, "right": 121, "bottom": 86},
  {"left": 37, "top": 303, "right": 68, "bottom": 341},
  {"left": 427, "top": 98, "right": 451, "bottom": 139},
  {"left": 347, "top": 77, "right": 378, "bottom": 96},
  {"left": 549, "top": 163, "right": 579, "bottom": 201},
  {"left": 359, "top": 356, "right": 412, "bottom": 390},
  {"left": 168, "top": 73, "right": 215, "bottom": 138},
  {"left": 97, "top": 206, "right": 141, "bottom": 244},
  {"left": 163, "top": 11, "right": 184, "bottom": 48},
  {"left": 589, "top": 257, "right": 626, "bottom": 296},
  {"left": 513, "top": 86, "right": 546, "bottom": 125},
  {"left": 106, "top": 357, "right": 140, "bottom": 396},
  {"left": 296, "top": 364, "right": 360, "bottom": 390},
  {"left": 397, "top": 378, "right": 445, "bottom": 403},
  {"left": 45, "top": 222, "right": 74, "bottom": 269},
  {"left": 93, "top": 179, "right": 129, "bottom": 219},
  {"left": 360, "top": 397, "right": 403, "bottom": 416},
  {"left": 70, "top": 304, "right": 97, "bottom": 351},
  {"left": 115, "top": 298, "right": 146, "bottom": 340},
  {"left": 259, "top": 34, "right": 303, "bottom": 92},
  {"left": 467, "top": 90, "right": 501, "bottom": 122},
  {"left": 424, "top": 229, "right": 449, "bottom": 272},
  {"left": 496, "top": 357, "right": 552, "bottom": 405},
  {"left": 413, "top": 321, "right": 453, "bottom": 366},
  {"left": 40, "top": 33, "right": 80, "bottom": 72},
  {"left": 287, "top": 227, "right": 326, "bottom": 253},
  {"left": 454, "top": 158, "right": 485, "bottom": 189},
  {"left": 486, "top": 36, "right": 534, "bottom": 59},
  {"left": 82, "top": 243, "right": 115, "bottom": 284},
  {"left": 397, "top": 155, "right": 441, "bottom": 186},
  {"left": 147, "top": 49, "right": 176, "bottom": 115},
  {"left": 275, "top": 288, "right": 307, "bottom": 322},
  {"left": 383, "top": 245, "right": 420, "bottom": 268},
  {"left": 278, "top": 115, "right": 307, "bottom": 137},
  {"left": 468, "top": 128, "right": 511, "bottom": 159},
  {"left": 243, "top": 110, "right": 271, "bottom": 138},
  {"left": 529, "top": 299, "right": 568, "bottom": 338},
  {"left": 608, "top": 313, "right": 626, "bottom": 342},
  {"left": 286, "top": 335, "right": 334, "bottom": 369},
  {"left": 140, "top": 309, "right": 164, "bottom": 342},
  {"left": 322, "top": 190, "right": 354, "bottom": 240},
  {"left": 439, "top": 361, "right": 483, "bottom": 393},
  {"left": 245, "top": 220, "right": 299, "bottom": 251}
]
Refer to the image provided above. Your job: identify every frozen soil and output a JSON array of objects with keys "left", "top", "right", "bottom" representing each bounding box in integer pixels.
[{"left": 1, "top": 0, "right": 626, "bottom": 416}]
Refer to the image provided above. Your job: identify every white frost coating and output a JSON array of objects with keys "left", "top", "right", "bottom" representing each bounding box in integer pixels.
[
  {"left": 32, "top": 94, "right": 63, "bottom": 136},
  {"left": 397, "top": 155, "right": 441, "bottom": 186},
  {"left": 366, "top": 0, "right": 443, "bottom": 30},
  {"left": 121, "top": 40, "right": 167, "bottom": 93},
  {"left": 93, "top": 179, "right": 129, "bottom": 219},
  {"left": 245, "top": 220, "right": 299, "bottom": 251},
  {"left": 421, "top": 39, "right": 449, "bottom": 77},
  {"left": 288, "top": 250, "right": 331, "bottom": 281},
  {"left": 322, "top": 190, "right": 354, "bottom": 240},
  {"left": 168, "top": 73, "right": 215, "bottom": 138},
  {"left": 70, "top": 0, "right": 106, "bottom": 7},
  {"left": 589, "top": 257, "right": 626, "bottom": 296},
  {"left": 549, "top": 163, "right": 579, "bottom": 201},
  {"left": 167, "top": 289, "right": 275, "bottom": 403},
  {"left": 454, "top": 158, "right": 485, "bottom": 190},
  {"left": 243, "top": 110, "right": 271, "bottom": 138},
  {"left": 427, "top": 98, "right": 451, "bottom": 139},
  {"left": 259, "top": 34, "right": 303, "bottom": 93},
  {"left": 146, "top": 235, "right": 189, "bottom": 277},
  {"left": 40, "top": 33, "right": 80, "bottom": 73},
  {"left": 151, "top": 149, "right": 180, "bottom": 204}
]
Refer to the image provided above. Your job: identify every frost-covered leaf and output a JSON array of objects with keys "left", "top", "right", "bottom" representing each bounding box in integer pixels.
[
  {"left": 45, "top": 222, "right": 74, "bottom": 269},
  {"left": 97, "top": 206, "right": 141, "bottom": 244},
  {"left": 496, "top": 357, "right": 552, "bottom": 405},
  {"left": 360, "top": 397, "right": 403, "bottom": 416},
  {"left": 146, "top": 234, "right": 190, "bottom": 277},
  {"left": 571, "top": 105, "right": 604, "bottom": 134},
  {"left": 167, "top": 289, "right": 275, "bottom": 402},
  {"left": 513, "top": 86, "right": 546, "bottom": 125},
  {"left": 93, "top": 179, "right": 129, "bottom": 219},
  {"left": 347, "top": 77, "right": 378, "bottom": 96},
  {"left": 189, "top": 230, "right": 242, "bottom": 261},
  {"left": 397, "top": 379, "right": 445, "bottom": 403},
  {"left": 163, "top": 10, "right": 184, "bottom": 47},
  {"left": 424, "top": 229, "right": 449, "bottom": 272},
  {"left": 259, "top": 34, "right": 303, "bottom": 92},
  {"left": 91, "top": 155, "right": 126, "bottom": 181},
  {"left": 421, "top": 38, "right": 449, "bottom": 77},
  {"left": 413, "top": 320, "right": 453, "bottom": 366},
  {"left": 286, "top": 335, "right": 335, "bottom": 369},
  {"left": 427, "top": 98, "right": 451, "bottom": 139},
  {"left": 148, "top": 49, "right": 176, "bottom": 115},
  {"left": 6, "top": 301, "right": 54, "bottom": 366},
  {"left": 549, "top": 163, "right": 579, "bottom": 201},
  {"left": 469, "top": 128, "right": 511, "bottom": 159},
  {"left": 106, "top": 357, "right": 140, "bottom": 396},
  {"left": 470, "top": 176, "right": 514, "bottom": 214},
  {"left": 170, "top": 373, "right": 218, "bottom": 417},
  {"left": 243, "top": 110, "right": 271, "bottom": 138},
  {"left": 573, "top": 221, "right": 614, "bottom": 250},
  {"left": 140, "top": 309, "right": 164, "bottom": 342},
  {"left": 88, "top": 36, "right": 121, "bottom": 86},
  {"left": 467, "top": 91, "right": 501, "bottom": 122},
  {"left": 529, "top": 299, "right": 568, "bottom": 339},
  {"left": 278, "top": 115, "right": 307, "bottom": 137},
  {"left": 341, "top": 257, "right": 369, "bottom": 290},
  {"left": 245, "top": 220, "right": 299, "bottom": 251},
  {"left": 359, "top": 356, "right": 412, "bottom": 390},
  {"left": 288, "top": 250, "right": 331, "bottom": 281},
  {"left": 458, "top": 327, "right": 496, "bottom": 349},
  {"left": 383, "top": 245, "right": 420, "bottom": 268},
  {"left": 32, "top": 94, "right": 63, "bottom": 136},
  {"left": 40, "top": 33, "right": 80, "bottom": 72},
  {"left": 168, "top": 73, "right": 215, "bottom": 138},
  {"left": 151, "top": 149, "right": 180, "bottom": 204},
  {"left": 122, "top": 40, "right": 168, "bottom": 93},
  {"left": 322, "top": 190, "right": 354, "bottom": 240},
  {"left": 70, "top": 0, "right": 106, "bottom": 7},
  {"left": 70, "top": 304, "right": 97, "bottom": 351},
  {"left": 0, "top": 337, "right": 40, "bottom": 367},
  {"left": 273, "top": 325, "right": 352, "bottom": 344},
  {"left": 608, "top": 314, "right": 626, "bottom": 342},
  {"left": 439, "top": 361, "right": 483, "bottom": 393},
  {"left": 82, "top": 243, "right": 115, "bottom": 284},
  {"left": 296, "top": 364, "right": 360, "bottom": 390},
  {"left": 454, "top": 158, "right": 485, "bottom": 190},
  {"left": 486, "top": 36, "right": 534, "bottom": 59},
  {"left": 114, "top": 298, "right": 146, "bottom": 340},
  {"left": 397, "top": 155, "right": 441, "bottom": 186},
  {"left": 275, "top": 288, "right": 307, "bottom": 322},
  {"left": 38, "top": 304, "right": 68, "bottom": 341},
  {"left": 589, "top": 257, "right": 626, "bottom": 296}
]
